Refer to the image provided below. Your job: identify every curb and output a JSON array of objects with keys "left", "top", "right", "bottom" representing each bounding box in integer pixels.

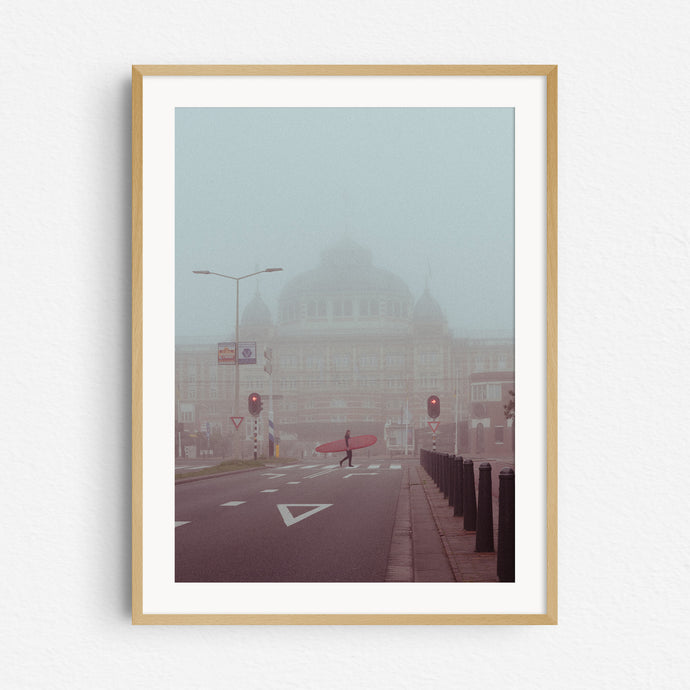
[{"left": 415, "top": 465, "right": 462, "bottom": 582}]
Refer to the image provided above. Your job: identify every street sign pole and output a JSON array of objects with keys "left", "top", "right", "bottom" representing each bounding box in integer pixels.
[{"left": 265, "top": 347, "right": 275, "bottom": 457}]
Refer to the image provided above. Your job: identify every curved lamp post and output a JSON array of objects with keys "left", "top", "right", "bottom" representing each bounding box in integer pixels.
[{"left": 192, "top": 268, "right": 283, "bottom": 422}]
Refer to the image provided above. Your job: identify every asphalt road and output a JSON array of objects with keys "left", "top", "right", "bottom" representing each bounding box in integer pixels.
[{"left": 175, "top": 457, "right": 407, "bottom": 582}]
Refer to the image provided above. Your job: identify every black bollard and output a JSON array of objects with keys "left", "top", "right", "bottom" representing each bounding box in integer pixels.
[
  {"left": 442, "top": 454, "right": 449, "bottom": 499},
  {"left": 497, "top": 467, "right": 515, "bottom": 582},
  {"left": 448, "top": 455, "right": 457, "bottom": 508},
  {"left": 453, "top": 456, "right": 464, "bottom": 517},
  {"left": 463, "top": 459, "right": 477, "bottom": 531},
  {"left": 475, "top": 463, "right": 495, "bottom": 552}
]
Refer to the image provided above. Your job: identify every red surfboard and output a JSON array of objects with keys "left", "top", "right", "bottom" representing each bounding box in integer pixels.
[{"left": 314, "top": 434, "right": 377, "bottom": 454}]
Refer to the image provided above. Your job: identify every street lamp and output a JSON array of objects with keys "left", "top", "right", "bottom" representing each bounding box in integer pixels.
[{"left": 192, "top": 268, "right": 283, "bottom": 424}]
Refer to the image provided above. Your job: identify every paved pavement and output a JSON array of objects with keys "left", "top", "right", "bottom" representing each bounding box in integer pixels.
[{"left": 386, "top": 458, "right": 514, "bottom": 582}]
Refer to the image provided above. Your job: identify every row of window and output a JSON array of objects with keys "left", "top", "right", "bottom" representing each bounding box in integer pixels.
[
  {"left": 471, "top": 354, "right": 511, "bottom": 372},
  {"left": 277, "top": 377, "right": 409, "bottom": 390},
  {"left": 280, "top": 298, "right": 411, "bottom": 323},
  {"left": 182, "top": 375, "right": 442, "bottom": 398},
  {"left": 177, "top": 351, "right": 440, "bottom": 378},
  {"left": 277, "top": 352, "right": 437, "bottom": 369},
  {"left": 471, "top": 383, "right": 504, "bottom": 402}
]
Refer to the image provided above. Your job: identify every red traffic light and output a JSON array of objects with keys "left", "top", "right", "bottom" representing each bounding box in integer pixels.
[
  {"left": 248, "top": 392, "right": 263, "bottom": 417},
  {"left": 427, "top": 395, "right": 440, "bottom": 418}
]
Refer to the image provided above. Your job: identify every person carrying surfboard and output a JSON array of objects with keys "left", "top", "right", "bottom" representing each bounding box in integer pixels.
[{"left": 339, "top": 429, "right": 353, "bottom": 467}]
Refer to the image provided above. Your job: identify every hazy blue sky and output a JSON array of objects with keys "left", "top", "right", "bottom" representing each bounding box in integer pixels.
[{"left": 176, "top": 107, "right": 514, "bottom": 338}]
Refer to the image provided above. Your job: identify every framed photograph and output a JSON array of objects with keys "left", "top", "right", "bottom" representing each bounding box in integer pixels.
[{"left": 132, "top": 65, "right": 557, "bottom": 624}]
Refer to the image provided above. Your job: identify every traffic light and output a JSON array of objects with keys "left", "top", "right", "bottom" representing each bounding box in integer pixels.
[
  {"left": 248, "top": 392, "right": 263, "bottom": 417},
  {"left": 427, "top": 395, "right": 440, "bottom": 418}
]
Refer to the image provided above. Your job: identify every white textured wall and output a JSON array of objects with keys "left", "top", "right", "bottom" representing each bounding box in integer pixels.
[{"left": 2, "top": 1, "right": 689, "bottom": 688}]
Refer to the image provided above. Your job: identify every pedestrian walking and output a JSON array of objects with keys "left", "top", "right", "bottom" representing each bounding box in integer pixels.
[{"left": 339, "top": 429, "right": 353, "bottom": 467}]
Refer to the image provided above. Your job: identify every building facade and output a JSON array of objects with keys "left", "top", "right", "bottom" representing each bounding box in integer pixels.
[{"left": 176, "top": 238, "right": 514, "bottom": 459}]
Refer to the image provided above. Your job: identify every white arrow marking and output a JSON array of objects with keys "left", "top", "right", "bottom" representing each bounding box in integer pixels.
[
  {"left": 344, "top": 473, "right": 379, "bottom": 479},
  {"left": 175, "top": 521, "right": 191, "bottom": 527},
  {"left": 277, "top": 503, "right": 333, "bottom": 527},
  {"left": 220, "top": 501, "right": 246, "bottom": 507}
]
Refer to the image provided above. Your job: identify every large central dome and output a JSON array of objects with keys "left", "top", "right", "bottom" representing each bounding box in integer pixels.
[
  {"left": 281, "top": 238, "right": 410, "bottom": 298},
  {"left": 277, "top": 238, "right": 413, "bottom": 333}
]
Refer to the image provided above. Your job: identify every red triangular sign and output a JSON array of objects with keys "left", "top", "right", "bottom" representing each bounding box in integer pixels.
[
  {"left": 428, "top": 421, "right": 440, "bottom": 432},
  {"left": 231, "top": 416, "right": 244, "bottom": 430}
]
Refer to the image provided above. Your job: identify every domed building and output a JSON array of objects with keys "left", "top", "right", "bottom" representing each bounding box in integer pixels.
[
  {"left": 175, "top": 238, "right": 514, "bottom": 459},
  {"left": 268, "top": 238, "right": 456, "bottom": 454},
  {"left": 277, "top": 238, "right": 414, "bottom": 336}
]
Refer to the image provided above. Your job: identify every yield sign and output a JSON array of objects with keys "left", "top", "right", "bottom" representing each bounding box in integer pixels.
[
  {"left": 277, "top": 504, "right": 332, "bottom": 527},
  {"left": 428, "top": 421, "right": 440, "bottom": 433},
  {"left": 230, "top": 416, "right": 244, "bottom": 430}
]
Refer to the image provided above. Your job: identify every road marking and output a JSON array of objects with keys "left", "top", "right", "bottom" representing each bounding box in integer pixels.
[
  {"left": 305, "top": 468, "right": 338, "bottom": 479},
  {"left": 344, "top": 473, "right": 379, "bottom": 479},
  {"left": 261, "top": 489, "right": 278, "bottom": 493},
  {"left": 175, "top": 521, "right": 191, "bottom": 527},
  {"left": 367, "top": 464, "right": 381, "bottom": 469},
  {"left": 390, "top": 464, "right": 402, "bottom": 470},
  {"left": 262, "top": 473, "right": 286, "bottom": 479},
  {"left": 287, "top": 481, "right": 301, "bottom": 484},
  {"left": 301, "top": 465, "right": 318, "bottom": 469},
  {"left": 220, "top": 501, "right": 246, "bottom": 507},
  {"left": 323, "top": 464, "right": 338, "bottom": 468},
  {"left": 277, "top": 503, "right": 333, "bottom": 527}
]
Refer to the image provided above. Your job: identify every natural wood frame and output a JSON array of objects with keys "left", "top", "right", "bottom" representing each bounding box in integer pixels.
[{"left": 132, "top": 64, "right": 557, "bottom": 625}]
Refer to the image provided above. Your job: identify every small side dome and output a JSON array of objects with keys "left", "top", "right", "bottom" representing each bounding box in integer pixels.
[
  {"left": 242, "top": 290, "right": 273, "bottom": 327},
  {"left": 413, "top": 288, "right": 445, "bottom": 323}
]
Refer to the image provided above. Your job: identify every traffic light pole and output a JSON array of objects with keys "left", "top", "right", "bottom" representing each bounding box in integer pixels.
[{"left": 253, "top": 417, "right": 258, "bottom": 460}]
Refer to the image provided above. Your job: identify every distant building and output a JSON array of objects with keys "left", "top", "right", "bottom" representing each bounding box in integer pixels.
[
  {"left": 176, "top": 238, "right": 514, "bottom": 459},
  {"left": 469, "top": 370, "right": 515, "bottom": 458}
]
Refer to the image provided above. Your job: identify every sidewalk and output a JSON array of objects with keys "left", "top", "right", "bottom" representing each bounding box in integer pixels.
[{"left": 386, "top": 459, "right": 510, "bottom": 582}]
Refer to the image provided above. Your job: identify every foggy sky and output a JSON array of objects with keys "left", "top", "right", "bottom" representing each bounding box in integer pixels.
[{"left": 175, "top": 107, "right": 514, "bottom": 339}]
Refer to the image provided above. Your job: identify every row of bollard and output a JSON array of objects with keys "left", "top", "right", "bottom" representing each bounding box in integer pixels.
[{"left": 419, "top": 449, "right": 515, "bottom": 582}]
